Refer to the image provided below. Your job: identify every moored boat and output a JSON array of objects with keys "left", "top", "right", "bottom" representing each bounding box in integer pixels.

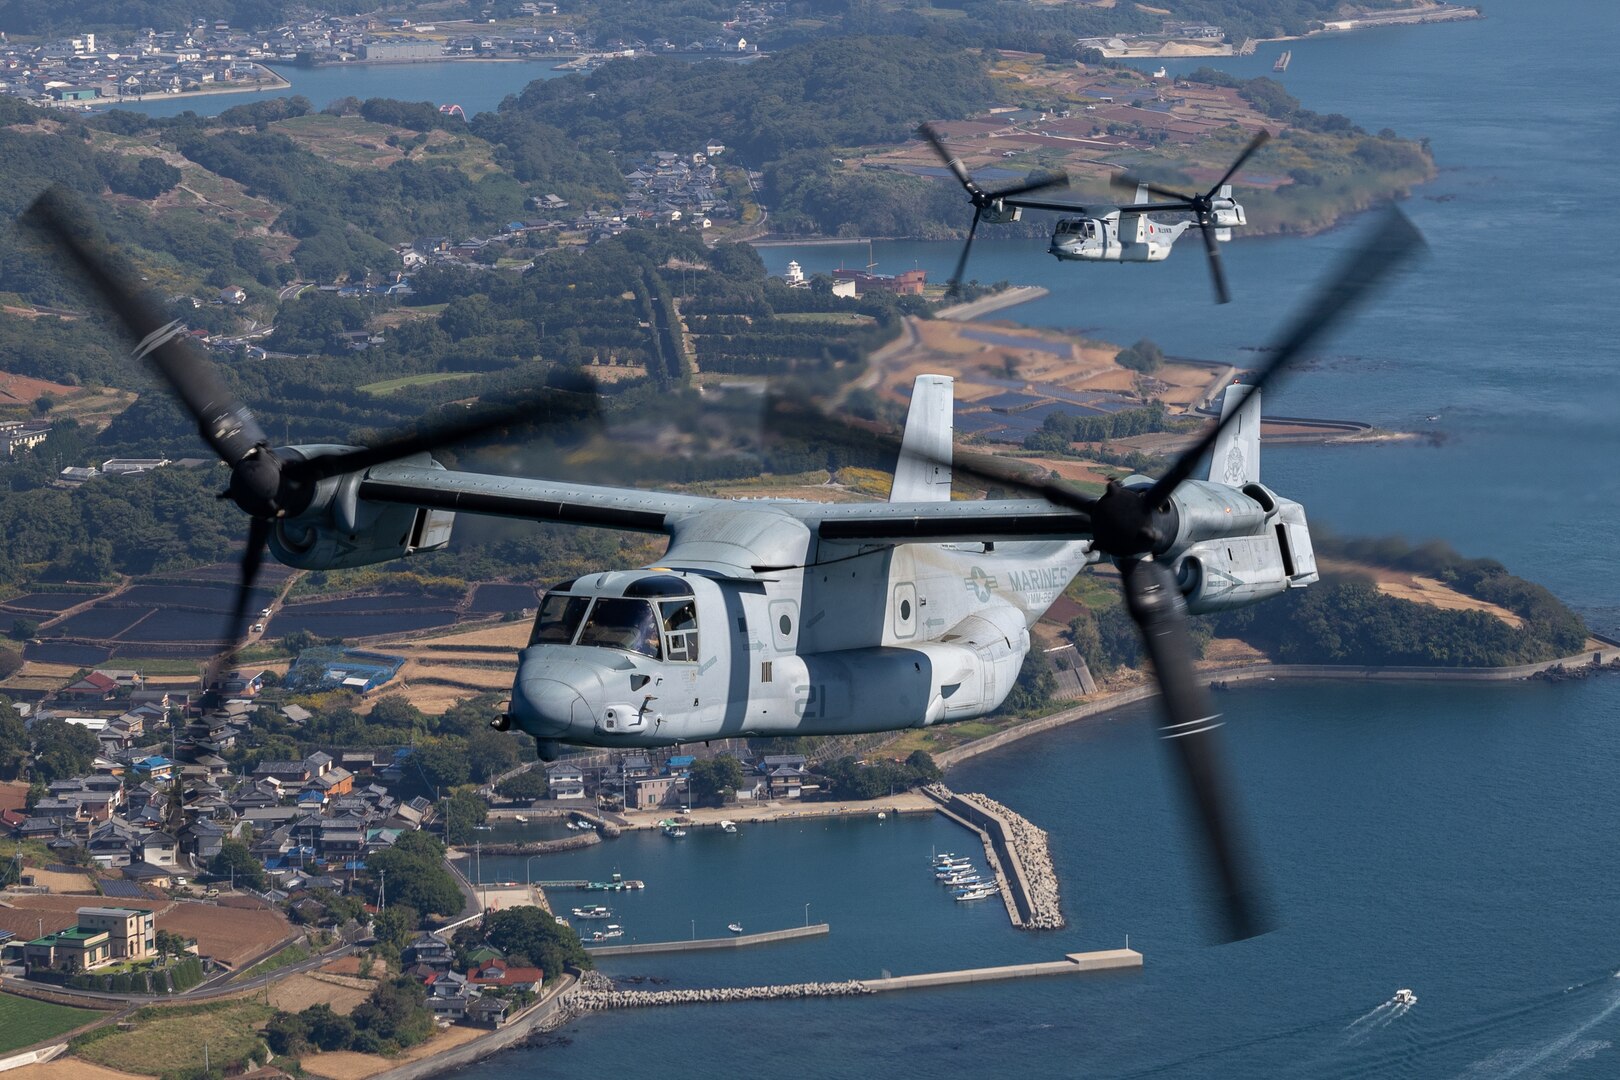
[
  {"left": 727, "top": 922, "right": 744, "bottom": 934},
  {"left": 572, "top": 904, "right": 613, "bottom": 919}
]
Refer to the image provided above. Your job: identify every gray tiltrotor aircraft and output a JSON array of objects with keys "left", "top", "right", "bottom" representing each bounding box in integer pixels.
[
  {"left": 26, "top": 187, "right": 1420, "bottom": 942},
  {"left": 922, "top": 124, "right": 1270, "bottom": 303}
]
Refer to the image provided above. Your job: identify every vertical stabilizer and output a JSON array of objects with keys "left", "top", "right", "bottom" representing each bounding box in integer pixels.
[
  {"left": 891, "top": 374, "right": 954, "bottom": 502},
  {"left": 1207, "top": 384, "right": 1261, "bottom": 487}
]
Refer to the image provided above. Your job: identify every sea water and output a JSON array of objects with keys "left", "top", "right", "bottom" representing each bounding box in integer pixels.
[{"left": 462, "top": 0, "right": 1620, "bottom": 1072}]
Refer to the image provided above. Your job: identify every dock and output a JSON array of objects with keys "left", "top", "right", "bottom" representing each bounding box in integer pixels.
[
  {"left": 585, "top": 923, "right": 830, "bottom": 957},
  {"left": 862, "top": 949, "right": 1142, "bottom": 992}
]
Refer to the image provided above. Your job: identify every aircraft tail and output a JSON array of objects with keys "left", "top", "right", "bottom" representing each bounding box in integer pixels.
[
  {"left": 891, "top": 374, "right": 953, "bottom": 502},
  {"left": 1206, "top": 384, "right": 1261, "bottom": 487}
]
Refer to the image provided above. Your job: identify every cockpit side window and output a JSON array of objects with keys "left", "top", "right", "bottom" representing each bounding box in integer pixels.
[
  {"left": 660, "top": 600, "right": 699, "bottom": 663},
  {"left": 577, "top": 597, "right": 662, "bottom": 660},
  {"left": 529, "top": 594, "right": 590, "bottom": 646}
]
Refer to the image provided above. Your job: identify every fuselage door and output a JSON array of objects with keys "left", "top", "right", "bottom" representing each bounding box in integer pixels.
[{"left": 893, "top": 582, "right": 918, "bottom": 640}]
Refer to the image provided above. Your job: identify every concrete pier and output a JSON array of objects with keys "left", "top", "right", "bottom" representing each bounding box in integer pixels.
[
  {"left": 585, "top": 923, "right": 830, "bottom": 957},
  {"left": 863, "top": 949, "right": 1141, "bottom": 992}
]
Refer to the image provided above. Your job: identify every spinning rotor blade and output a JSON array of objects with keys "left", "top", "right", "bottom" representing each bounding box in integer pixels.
[
  {"left": 919, "top": 123, "right": 977, "bottom": 191},
  {"left": 1208, "top": 129, "right": 1270, "bottom": 197},
  {"left": 286, "top": 387, "right": 600, "bottom": 484},
  {"left": 947, "top": 209, "right": 982, "bottom": 298},
  {"left": 920, "top": 124, "right": 1069, "bottom": 299},
  {"left": 25, "top": 184, "right": 605, "bottom": 695},
  {"left": 23, "top": 187, "right": 270, "bottom": 468},
  {"left": 207, "top": 515, "right": 272, "bottom": 690},
  {"left": 1197, "top": 219, "right": 1231, "bottom": 305},
  {"left": 1122, "top": 558, "right": 1270, "bottom": 942},
  {"left": 1143, "top": 206, "right": 1424, "bottom": 507}
]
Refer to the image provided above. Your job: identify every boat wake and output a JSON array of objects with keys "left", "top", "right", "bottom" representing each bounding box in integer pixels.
[{"left": 1344, "top": 996, "right": 1416, "bottom": 1045}]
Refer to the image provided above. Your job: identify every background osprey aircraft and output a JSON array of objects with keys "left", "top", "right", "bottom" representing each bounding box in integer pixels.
[
  {"left": 922, "top": 124, "right": 1270, "bottom": 303},
  {"left": 26, "top": 188, "right": 1419, "bottom": 941}
]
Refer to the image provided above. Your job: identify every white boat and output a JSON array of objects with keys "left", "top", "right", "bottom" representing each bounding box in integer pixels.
[
  {"left": 719, "top": 820, "right": 738, "bottom": 833},
  {"left": 1394, "top": 988, "right": 1417, "bottom": 1006},
  {"left": 727, "top": 922, "right": 744, "bottom": 934},
  {"left": 943, "top": 875, "right": 981, "bottom": 888},
  {"left": 956, "top": 885, "right": 997, "bottom": 901},
  {"left": 934, "top": 861, "right": 972, "bottom": 874},
  {"left": 565, "top": 821, "right": 580, "bottom": 830},
  {"left": 663, "top": 824, "right": 688, "bottom": 837},
  {"left": 931, "top": 852, "right": 958, "bottom": 864},
  {"left": 572, "top": 904, "right": 613, "bottom": 919},
  {"left": 590, "top": 924, "right": 625, "bottom": 941},
  {"left": 514, "top": 814, "right": 528, "bottom": 823},
  {"left": 937, "top": 866, "right": 977, "bottom": 879},
  {"left": 554, "top": 915, "right": 569, "bottom": 927}
]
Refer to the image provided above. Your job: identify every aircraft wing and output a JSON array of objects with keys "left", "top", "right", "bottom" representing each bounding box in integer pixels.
[
  {"left": 791, "top": 499, "right": 1092, "bottom": 543},
  {"left": 1001, "top": 195, "right": 1198, "bottom": 215},
  {"left": 356, "top": 463, "right": 722, "bottom": 534}
]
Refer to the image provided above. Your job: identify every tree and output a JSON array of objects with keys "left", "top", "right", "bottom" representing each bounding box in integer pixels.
[
  {"left": 1001, "top": 645, "right": 1056, "bottom": 715},
  {"left": 688, "top": 755, "right": 743, "bottom": 805},
  {"left": 0, "top": 705, "right": 27, "bottom": 780},
  {"left": 409, "top": 739, "right": 470, "bottom": 790},
  {"left": 154, "top": 929, "right": 189, "bottom": 958},
  {"left": 495, "top": 769, "right": 548, "bottom": 802},
  {"left": 210, "top": 839, "right": 268, "bottom": 891},
  {"left": 29, "top": 717, "right": 99, "bottom": 782},
  {"left": 482, "top": 905, "right": 590, "bottom": 979},
  {"left": 1115, "top": 338, "right": 1165, "bottom": 374},
  {"left": 367, "top": 833, "right": 463, "bottom": 917},
  {"left": 350, "top": 976, "right": 435, "bottom": 1051},
  {"left": 1068, "top": 606, "right": 1107, "bottom": 675},
  {"left": 443, "top": 787, "right": 488, "bottom": 845},
  {"left": 372, "top": 904, "right": 418, "bottom": 951}
]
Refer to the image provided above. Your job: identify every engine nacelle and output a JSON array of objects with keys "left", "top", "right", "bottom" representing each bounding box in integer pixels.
[
  {"left": 1164, "top": 479, "right": 1271, "bottom": 552},
  {"left": 1211, "top": 200, "right": 1246, "bottom": 229},
  {"left": 981, "top": 201, "right": 1022, "bottom": 225},
  {"left": 1171, "top": 489, "right": 1319, "bottom": 612},
  {"left": 266, "top": 449, "right": 456, "bottom": 570},
  {"left": 1173, "top": 536, "right": 1290, "bottom": 613}
]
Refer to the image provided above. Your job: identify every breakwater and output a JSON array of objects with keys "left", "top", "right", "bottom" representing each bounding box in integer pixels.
[
  {"left": 558, "top": 949, "right": 1142, "bottom": 1013},
  {"left": 562, "top": 970, "right": 870, "bottom": 1010},
  {"left": 924, "top": 784, "right": 1065, "bottom": 930}
]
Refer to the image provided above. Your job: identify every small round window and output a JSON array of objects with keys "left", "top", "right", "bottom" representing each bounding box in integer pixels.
[
  {"left": 899, "top": 599, "right": 913, "bottom": 621},
  {"left": 778, "top": 614, "right": 792, "bottom": 635}
]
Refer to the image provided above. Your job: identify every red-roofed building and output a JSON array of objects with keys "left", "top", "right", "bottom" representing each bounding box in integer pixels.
[
  {"left": 61, "top": 671, "right": 119, "bottom": 701},
  {"left": 466, "top": 958, "right": 543, "bottom": 993}
]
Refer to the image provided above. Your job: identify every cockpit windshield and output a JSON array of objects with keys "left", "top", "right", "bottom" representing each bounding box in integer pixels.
[
  {"left": 577, "top": 598, "right": 663, "bottom": 660},
  {"left": 529, "top": 594, "right": 590, "bottom": 646}
]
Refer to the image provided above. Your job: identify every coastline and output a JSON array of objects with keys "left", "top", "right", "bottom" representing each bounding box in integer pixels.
[{"left": 934, "top": 642, "right": 1620, "bottom": 770}]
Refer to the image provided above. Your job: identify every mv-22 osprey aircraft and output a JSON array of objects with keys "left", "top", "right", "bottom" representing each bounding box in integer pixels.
[
  {"left": 921, "top": 124, "right": 1271, "bottom": 303},
  {"left": 27, "top": 188, "right": 1419, "bottom": 941}
]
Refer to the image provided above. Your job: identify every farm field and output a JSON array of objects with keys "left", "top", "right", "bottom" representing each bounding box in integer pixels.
[
  {"left": 0, "top": 993, "right": 102, "bottom": 1055},
  {"left": 265, "top": 972, "right": 374, "bottom": 1015},
  {"left": 75, "top": 1000, "right": 275, "bottom": 1076},
  {"left": 300, "top": 1025, "right": 486, "bottom": 1080},
  {"left": 0, "top": 997, "right": 102, "bottom": 1055}
]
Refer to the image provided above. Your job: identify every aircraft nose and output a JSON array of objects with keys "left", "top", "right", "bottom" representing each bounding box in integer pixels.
[
  {"left": 511, "top": 652, "right": 608, "bottom": 737},
  {"left": 513, "top": 676, "right": 586, "bottom": 738}
]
